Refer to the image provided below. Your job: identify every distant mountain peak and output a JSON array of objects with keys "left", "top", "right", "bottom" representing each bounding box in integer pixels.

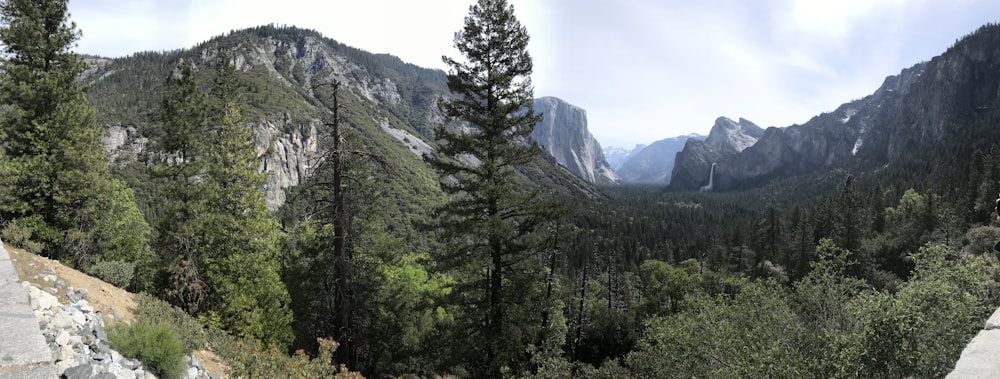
[
  {"left": 704, "top": 116, "right": 764, "bottom": 154},
  {"left": 616, "top": 133, "right": 705, "bottom": 184}
]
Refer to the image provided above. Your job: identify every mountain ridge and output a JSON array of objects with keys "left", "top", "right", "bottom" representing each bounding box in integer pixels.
[{"left": 670, "top": 23, "right": 1000, "bottom": 191}]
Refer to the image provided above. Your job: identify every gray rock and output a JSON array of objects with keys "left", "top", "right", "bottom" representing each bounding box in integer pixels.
[
  {"left": 122, "top": 358, "right": 141, "bottom": 370},
  {"left": 55, "top": 344, "right": 77, "bottom": 362},
  {"left": 36, "top": 287, "right": 59, "bottom": 310},
  {"left": 530, "top": 96, "right": 619, "bottom": 184},
  {"left": 63, "top": 363, "right": 95, "bottom": 379},
  {"left": 109, "top": 362, "right": 138, "bottom": 379},
  {"left": 188, "top": 354, "right": 201, "bottom": 368},
  {"left": 95, "top": 328, "right": 109, "bottom": 342},
  {"left": 50, "top": 310, "right": 74, "bottom": 329},
  {"left": 55, "top": 329, "right": 71, "bottom": 346},
  {"left": 186, "top": 366, "right": 200, "bottom": 379}
]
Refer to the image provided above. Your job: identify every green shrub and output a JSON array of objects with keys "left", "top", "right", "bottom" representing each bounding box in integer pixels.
[
  {"left": 1, "top": 220, "right": 45, "bottom": 253},
  {"left": 87, "top": 260, "right": 136, "bottom": 289},
  {"left": 108, "top": 322, "right": 187, "bottom": 379},
  {"left": 222, "top": 338, "right": 359, "bottom": 379}
]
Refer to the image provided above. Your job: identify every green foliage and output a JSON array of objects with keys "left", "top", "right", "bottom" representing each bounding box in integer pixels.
[
  {"left": 963, "top": 225, "right": 1000, "bottom": 255},
  {"left": 93, "top": 179, "right": 153, "bottom": 290},
  {"left": 108, "top": 322, "right": 187, "bottom": 379},
  {"left": 425, "top": 0, "right": 566, "bottom": 375},
  {"left": 150, "top": 55, "right": 293, "bottom": 348},
  {"left": 627, "top": 278, "right": 810, "bottom": 379},
  {"left": 638, "top": 258, "right": 701, "bottom": 316},
  {"left": 0, "top": 219, "right": 44, "bottom": 252},
  {"left": 0, "top": 0, "right": 140, "bottom": 265},
  {"left": 838, "top": 245, "right": 994, "bottom": 378},
  {"left": 221, "top": 338, "right": 360, "bottom": 379},
  {"left": 87, "top": 259, "right": 136, "bottom": 289},
  {"left": 134, "top": 293, "right": 234, "bottom": 353}
]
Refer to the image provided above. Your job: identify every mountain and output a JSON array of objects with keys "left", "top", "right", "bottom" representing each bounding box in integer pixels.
[
  {"left": 616, "top": 134, "right": 704, "bottom": 184},
  {"left": 703, "top": 117, "right": 765, "bottom": 154},
  {"left": 83, "top": 25, "right": 601, "bottom": 216},
  {"left": 670, "top": 23, "right": 1000, "bottom": 191},
  {"left": 530, "top": 96, "right": 619, "bottom": 184},
  {"left": 603, "top": 145, "right": 645, "bottom": 171}
]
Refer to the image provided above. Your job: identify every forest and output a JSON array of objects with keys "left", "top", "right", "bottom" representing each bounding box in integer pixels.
[{"left": 3, "top": 0, "right": 1000, "bottom": 378}]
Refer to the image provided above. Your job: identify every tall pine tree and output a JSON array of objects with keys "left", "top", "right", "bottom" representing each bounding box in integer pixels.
[
  {"left": 0, "top": 0, "right": 149, "bottom": 265},
  {"left": 428, "top": 0, "right": 561, "bottom": 375},
  {"left": 202, "top": 53, "right": 293, "bottom": 347},
  {"left": 152, "top": 55, "right": 292, "bottom": 347}
]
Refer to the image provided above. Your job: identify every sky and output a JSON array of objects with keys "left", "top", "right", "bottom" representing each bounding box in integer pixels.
[{"left": 68, "top": 0, "right": 1000, "bottom": 148}]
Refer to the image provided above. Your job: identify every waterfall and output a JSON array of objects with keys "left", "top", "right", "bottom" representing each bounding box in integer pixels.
[{"left": 699, "top": 163, "right": 716, "bottom": 192}]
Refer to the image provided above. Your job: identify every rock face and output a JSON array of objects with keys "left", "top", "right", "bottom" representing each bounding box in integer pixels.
[
  {"left": 530, "top": 96, "right": 620, "bottom": 184},
  {"left": 704, "top": 117, "right": 764, "bottom": 154},
  {"left": 617, "top": 134, "right": 704, "bottom": 184},
  {"left": 671, "top": 24, "right": 1000, "bottom": 191}
]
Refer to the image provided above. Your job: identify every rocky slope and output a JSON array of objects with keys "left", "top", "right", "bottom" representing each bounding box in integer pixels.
[
  {"left": 617, "top": 134, "right": 704, "bottom": 184},
  {"left": 86, "top": 25, "right": 600, "bottom": 214},
  {"left": 671, "top": 23, "right": 1000, "bottom": 191},
  {"left": 530, "top": 96, "right": 619, "bottom": 184}
]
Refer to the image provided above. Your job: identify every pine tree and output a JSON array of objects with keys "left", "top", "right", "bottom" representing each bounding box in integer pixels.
[
  {"left": 152, "top": 55, "right": 292, "bottom": 347},
  {"left": 0, "top": 0, "right": 149, "bottom": 265},
  {"left": 153, "top": 61, "right": 212, "bottom": 314},
  {"left": 202, "top": 53, "right": 293, "bottom": 347},
  {"left": 427, "top": 0, "right": 561, "bottom": 375}
]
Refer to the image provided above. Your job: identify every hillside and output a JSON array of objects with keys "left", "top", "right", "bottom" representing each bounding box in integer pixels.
[{"left": 85, "top": 26, "right": 602, "bottom": 220}]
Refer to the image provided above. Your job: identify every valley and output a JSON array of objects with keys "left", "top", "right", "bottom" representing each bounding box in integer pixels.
[{"left": 3, "top": 0, "right": 1000, "bottom": 378}]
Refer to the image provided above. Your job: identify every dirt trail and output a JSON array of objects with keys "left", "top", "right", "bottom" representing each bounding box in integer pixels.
[{"left": 6, "top": 243, "right": 228, "bottom": 378}]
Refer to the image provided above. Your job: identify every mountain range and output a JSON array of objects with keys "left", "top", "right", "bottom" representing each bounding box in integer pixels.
[
  {"left": 670, "top": 23, "right": 1000, "bottom": 191},
  {"left": 612, "top": 134, "right": 704, "bottom": 184},
  {"left": 85, "top": 22, "right": 1000, "bottom": 204},
  {"left": 83, "top": 26, "right": 606, "bottom": 212}
]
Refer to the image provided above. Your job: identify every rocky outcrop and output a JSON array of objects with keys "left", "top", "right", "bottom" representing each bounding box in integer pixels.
[
  {"left": 670, "top": 117, "right": 765, "bottom": 190},
  {"left": 531, "top": 96, "right": 619, "bottom": 184},
  {"left": 617, "top": 134, "right": 703, "bottom": 184},
  {"left": 704, "top": 117, "right": 764, "bottom": 154},
  {"left": 255, "top": 115, "right": 320, "bottom": 210}
]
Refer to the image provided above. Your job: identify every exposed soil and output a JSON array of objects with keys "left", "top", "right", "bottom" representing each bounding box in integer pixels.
[{"left": 6, "top": 243, "right": 228, "bottom": 378}]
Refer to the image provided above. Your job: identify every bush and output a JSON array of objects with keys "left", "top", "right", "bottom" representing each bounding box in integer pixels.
[
  {"left": 87, "top": 260, "right": 135, "bottom": 289},
  {"left": 1, "top": 220, "right": 45, "bottom": 253},
  {"left": 108, "top": 322, "right": 187, "bottom": 379},
  {"left": 221, "top": 338, "right": 360, "bottom": 379}
]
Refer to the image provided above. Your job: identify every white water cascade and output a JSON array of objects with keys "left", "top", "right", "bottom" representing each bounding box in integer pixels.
[{"left": 699, "top": 163, "right": 716, "bottom": 192}]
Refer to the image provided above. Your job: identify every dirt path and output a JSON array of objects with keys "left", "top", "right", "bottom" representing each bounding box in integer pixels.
[{"left": 6, "top": 243, "right": 228, "bottom": 378}]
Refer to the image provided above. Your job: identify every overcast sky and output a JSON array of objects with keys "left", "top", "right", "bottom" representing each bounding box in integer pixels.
[{"left": 68, "top": 0, "right": 1000, "bottom": 148}]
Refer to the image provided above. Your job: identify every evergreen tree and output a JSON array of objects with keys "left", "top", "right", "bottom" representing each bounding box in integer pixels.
[
  {"left": 152, "top": 55, "right": 292, "bottom": 347},
  {"left": 833, "top": 175, "right": 867, "bottom": 253},
  {"left": 202, "top": 53, "right": 293, "bottom": 347},
  {"left": 0, "top": 0, "right": 149, "bottom": 264},
  {"left": 153, "top": 61, "right": 212, "bottom": 314},
  {"left": 427, "top": 0, "right": 561, "bottom": 375}
]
